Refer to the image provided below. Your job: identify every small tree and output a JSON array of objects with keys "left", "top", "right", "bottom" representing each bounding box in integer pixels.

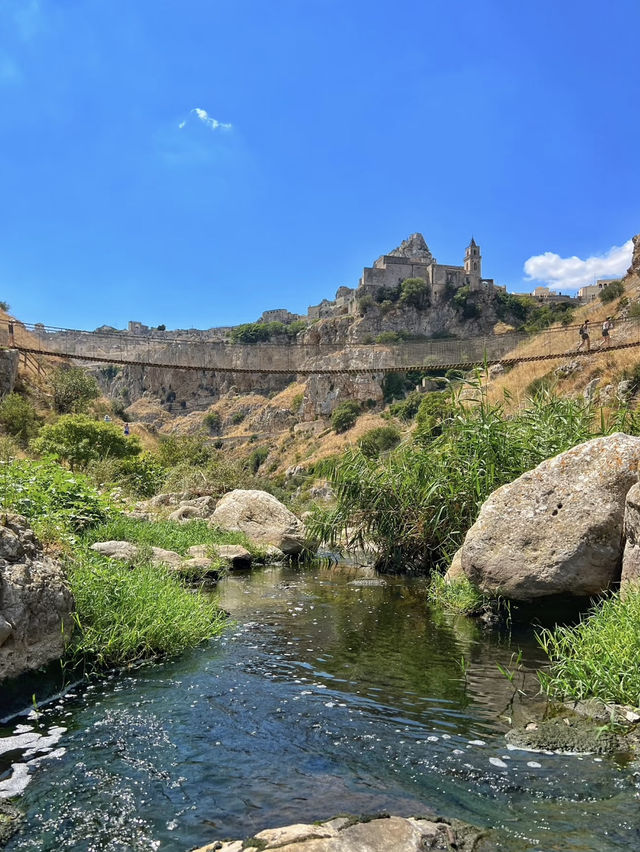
[
  {"left": 400, "top": 277, "right": 430, "bottom": 309},
  {"left": 599, "top": 280, "right": 624, "bottom": 304},
  {"left": 331, "top": 401, "right": 361, "bottom": 433},
  {"left": 358, "top": 425, "right": 401, "bottom": 458},
  {"left": 0, "top": 393, "right": 40, "bottom": 445},
  {"left": 52, "top": 367, "right": 100, "bottom": 414},
  {"left": 33, "top": 414, "right": 141, "bottom": 470}
]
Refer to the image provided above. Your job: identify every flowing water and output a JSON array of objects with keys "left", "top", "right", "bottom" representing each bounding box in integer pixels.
[{"left": 1, "top": 563, "right": 639, "bottom": 851}]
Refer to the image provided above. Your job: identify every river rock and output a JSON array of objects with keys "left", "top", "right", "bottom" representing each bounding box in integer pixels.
[
  {"left": 188, "top": 544, "right": 253, "bottom": 568},
  {"left": 168, "top": 505, "right": 203, "bottom": 523},
  {"left": 0, "top": 514, "right": 74, "bottom": 682},
  {"left": 193, "top": 814, "right": 495, "bottom": 852},
  {"left": 458, "top": 433, "right": 640, "bottom": 601},
  {"left": 210, "top": 490, "right": 309, "bottom": 555},
  {"left": 90, "top": 541, "right": 183, "bottom": 569}
]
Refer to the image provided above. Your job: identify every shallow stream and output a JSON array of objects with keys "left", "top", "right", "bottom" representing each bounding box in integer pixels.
[{"left": 1, "top": 563, "right": 639, "bottom": 851}]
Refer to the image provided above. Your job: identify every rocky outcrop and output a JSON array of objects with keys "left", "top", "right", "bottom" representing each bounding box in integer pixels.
[
  {"left": 210, "top": 490, "right": 309, "bottom": 555},
  {"left": 627, "top": 232, "right": 640, "bottom": 279},
  {"left": 0, "top": 514, "right": 74, "bottom": 682},
  {"left": 454, "top": 434, "right": 640, "bottom": 601},
  {"left": 193, "top": 814, "right": 496, "bottom": 852},
  {"left": 621, "top": 482, "right": 640, "bottom": 586}
]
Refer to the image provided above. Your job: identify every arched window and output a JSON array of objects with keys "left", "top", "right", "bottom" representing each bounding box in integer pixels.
[{"left": 473, "top": 262, "right": 478, "bottom": 270}]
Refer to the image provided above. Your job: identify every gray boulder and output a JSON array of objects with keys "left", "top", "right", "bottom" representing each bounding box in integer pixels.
[
  {"left": 188, "top": 543, "right": 253, "bottom": 568},
  {"left": 459, "top": 433, "right": 640, "bottom": 600},
  {"left": 622, "top": 482, "right": 640, "bottom": 587},
  {"left": 210, "top": 490, "right": 309, "bottom": 555},
  {"left": 90, "top": 540, "right": 183, "bottom": 569},
  {"left": 0, "top": 514, "right": 74, "bottom": 682}
]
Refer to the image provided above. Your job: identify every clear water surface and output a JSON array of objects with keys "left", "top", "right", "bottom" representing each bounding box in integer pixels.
[{"left": 1, "top": 563, "right": 639, "bottom": 851}]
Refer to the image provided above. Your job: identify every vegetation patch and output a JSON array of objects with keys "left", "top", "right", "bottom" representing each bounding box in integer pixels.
[
  {"left": 538, "top": 587, "right": 640, "bottom": 707},
  {"left": 83, "top": 516, "right": 252, "bottom": 555},
  {"left": 331, "top": 401, "right": 361, "bottom": 433}
]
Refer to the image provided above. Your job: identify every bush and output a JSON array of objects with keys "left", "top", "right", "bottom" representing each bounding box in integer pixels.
[
  {"left": 331, "top": 401, "right": 361, "bottom": 433},
  {"left": 290, "top": 393, "right": 304, "bottom": 413},
  {"left": 356, "top": 293, "right": 375, "bottom": 313},
  {"left": 388, "top": 390, "right": 423, "bottom": 421},
  {"left": 230, "top": 321, "right": 305, "bottom": 344},
  {"left": 375, "top": 331, "right": 408, "bottom": 344},
  {"left": 157, "top": 433, "right": 211, "bottom": 468},
  {"left": 91, "top": 453, "right": 166, "bottom": 497},
  {"left": 231, "top": 411, "right": 246, "bottom": 425},
  {"left": 599, "top": 280, "right": 624, "bottom": 304},
  {"left": 382, "top": 372, "right": 406, "bottom": 403},
  {"left": 52, "top": 367, "right": 100, "bottom": 414},
  {"left": 628, "top": 303, "right": 640, "bottom": 318},
  {"left": 414, "top": 391, "right": 455, "bottom": 439},
  {"left": 203, "top": 411, "right": 221, "bottom": 433},
  {"left": 248, "top": 446, "right": 269, "bottom": 473},
  {"left": 0, "top": 393, "right": 40, "bottom": 444},
  {"left": 538, "top": 588, "right": 640, "bottom": 706},
  {"left": 0, "top": 300, "right": 9, "bottom": 311},
  {"left": 399, "top": 277, "right": 430, "bottom": 309},
  {"left": 32, "top": 415, "right": 141, "bottom": 470},
  {"left": 0, "top": 459, "right": 112, "bottom": 532},
  {"left": 358, "top": 425, "right": 401, "bottom": 458}
]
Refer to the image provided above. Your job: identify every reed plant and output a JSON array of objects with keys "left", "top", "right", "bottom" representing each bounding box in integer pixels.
[
  {"left": 307, "top": 379, "right": 622, "bottom": 572},
  {"left": 537, "top": 588, "right": 640, "bottom": 707}
]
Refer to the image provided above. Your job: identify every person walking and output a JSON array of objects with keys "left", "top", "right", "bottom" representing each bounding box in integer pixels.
[
  {"left": 577, "top": 320, "right": 590, "bottom": 352},
  {"left": 123, "top": 422, "right": 130, "bottom": 436},
  {"left": 599, "top": 316, "right": 614, "bottom": 349}
]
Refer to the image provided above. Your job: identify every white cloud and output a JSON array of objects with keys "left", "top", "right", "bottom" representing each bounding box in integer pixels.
[
  {"left": 178, "top": 108, "right": 232, "bottom": 132},
  {"left": 523, "top": 240, "right": 634, "bottom": 291}
]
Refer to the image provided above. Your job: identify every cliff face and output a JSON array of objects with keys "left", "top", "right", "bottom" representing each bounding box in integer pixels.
[{"left": 627, "top": 233, "right": 640, "bottom": 281}]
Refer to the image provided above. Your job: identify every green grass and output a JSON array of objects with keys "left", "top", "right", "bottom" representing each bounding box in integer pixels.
[
  {"left": 66, "top": 549, "right": 227, "bottom": 670},
  {"left": 537, "top": 588, "right": 640, "bottom": 707},
  {"left": 427, "top": 573, "right": 488, "bottom": 615},
  {"left": 82, "top": 515, "right": 253, "bottom": 554}
]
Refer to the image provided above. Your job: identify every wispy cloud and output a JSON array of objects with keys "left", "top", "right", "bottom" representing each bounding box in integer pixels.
[
  {"left": 524, "top": 240, "right": 634, "bottom": 291},
  {"left": 178, "top": 108, "right": 232, "bottom": 132}
]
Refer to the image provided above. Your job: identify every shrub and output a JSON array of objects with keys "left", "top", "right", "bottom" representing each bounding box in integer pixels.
[
  {"left": 156, "top": 324, "right": 166, "bottom": 331},
  {"left": 157, "top": 433, "right": 211, "bottom": 468},
  {"left": 230, "top": 321, "right": 305, "bottom": 344},
  {"left": 248, "top": 446, "right": 269, "bottom": 473},
  {"left": 628, "top": 302, "right": 640, "bottom": 318},
  {"left": 388, "top": 390, "right": 423, "bottom": 421},
  {"left": 106, "top": 453, "right": 166, "bottom": 497},
  {"left": 52, "top": 367, "right": 100, "bottom": 414},
  {"left": 599, "top": 280, "right": 624, "bottom": 304},
  {"left": 399, "top": 277, "right": 430, "bottom": 309},
  {"left": 0, "top": 459, "right": 112, "bottom": 531},
  {"left": 375, "top": 331, "right": 408, "bottom": 344},
  {"left": 290, "top": 393, "right": 304, "bottom": 413},
  {"left": 32, "top": 414, "right": 141, "bottom": 470},
  {"left": 0, "top": 300, "right": 9, "bottom": 312},
  {"left": 356, "top": 293, "right": 375, "bottom": 313},
  {"left": 414, "top": 391, "right": 455, "bottom": 439},
  {"left": 203, "top": 411, "right": 221, "bottom": 433},
  {"left": 231, "top": 411, "right": 246, "bottom": 425},
  {"left": 0, "top": 392, "right": 40, "bottom": 444},
  {"left": 358, "top": 425, "right": 401, "bottom": 458},
  {"left": 331, "top": 401, "right": 361, "bottom": 433},
  {"left": 382, "top": 373, "right": 406, "bottom": 403}
]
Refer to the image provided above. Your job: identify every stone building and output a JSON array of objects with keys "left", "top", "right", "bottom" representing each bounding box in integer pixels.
[
  {"left": 306, "top": 232, "right": 498, "bottom": 320},
  {"left": 259, "top": 309, "right": 301, "bottom": 324}
]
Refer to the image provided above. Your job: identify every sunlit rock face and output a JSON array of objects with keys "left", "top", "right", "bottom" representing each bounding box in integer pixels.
[{"left": 0, "top": 514, "right": 74, "bottom": 682}]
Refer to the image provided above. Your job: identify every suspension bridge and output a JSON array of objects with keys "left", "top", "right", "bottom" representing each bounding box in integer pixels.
[{"left": 2, "top": 317, "right": 639, "bottom": 377}]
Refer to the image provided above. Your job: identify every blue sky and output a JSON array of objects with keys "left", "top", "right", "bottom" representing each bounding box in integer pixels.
[{"left": 1, "top": 0, "right": 638, "bottom": 330}]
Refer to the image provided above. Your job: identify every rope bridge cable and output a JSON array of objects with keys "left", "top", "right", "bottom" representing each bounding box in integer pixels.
[{"left": 10, "top": 338, "right": 640, "bottom": 376}]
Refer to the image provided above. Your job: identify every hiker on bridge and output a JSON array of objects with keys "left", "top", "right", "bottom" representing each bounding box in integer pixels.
[
  {"left": 577, "top": 320, "right": 590, "bottom": 352},
  {"left": 599, "top": 316, "right": 614, "bottom": 349}
]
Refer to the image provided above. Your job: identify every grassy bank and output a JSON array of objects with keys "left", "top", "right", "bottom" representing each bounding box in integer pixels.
[
  {"left": 537, "top": 589, "right": 640, "bottom": 707},
  {"left": 0, "top": 459, "right": 228, "bottom": 673}
]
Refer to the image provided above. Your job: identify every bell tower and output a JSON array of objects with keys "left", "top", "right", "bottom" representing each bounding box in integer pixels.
[{"left": 464, "top": 237, "right": 482, "bottom": 290}]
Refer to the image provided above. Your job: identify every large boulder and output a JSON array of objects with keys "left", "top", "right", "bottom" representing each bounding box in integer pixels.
[
  {"left": 458, "top": 434, "right": 640, "bottom": 601},
  {"left": 210, "top": 490, "right": 309, "bottom": 555},
  {"left": 621, "top": 482, "right": 640, "bottom": 586},
  {"left": 0, "top": 514, "right": 74, "bottom": 682},
  {"left": 193, "top": 814, "right": 494, "bottom": 852}
]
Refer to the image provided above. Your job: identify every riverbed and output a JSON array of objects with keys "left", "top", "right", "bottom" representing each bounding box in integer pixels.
[{"left": 1, "top": 563, "right": 639, "bottom": 851}]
